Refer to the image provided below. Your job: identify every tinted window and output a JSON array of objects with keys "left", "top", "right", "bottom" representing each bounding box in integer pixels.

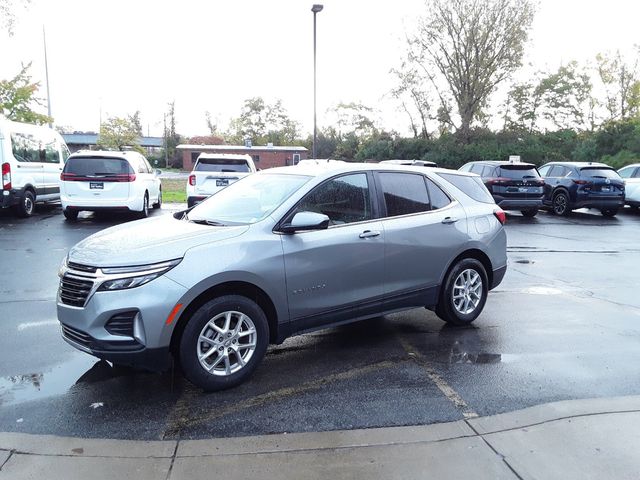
[
  {"left": 498, "top": 166, "right": 541, "bottom": 179},
  {"left": 196, "top": 158, "right": 250, "bottom": 173},
  {"left": 10, "top": 132, "right": 60, "bottom": 164},
  {"left": 63, "top": 157, "right": 133, "bottom": 176},
  {"left": 426, "top": 178, "right": 451, "bottom": 210},
  {"left": 579, "top": 168, "right": 620, "bottom": 179},
  {"left": 296, "top": 173, "right": 371, "bottom": 225},
  {"left": 436, "top": 172, "right": 495, "bottom": 204},
  {"left": 547, "top": 166, "right": 562, "bottom": 177},
  {"left": 379, "top": 173, "right": 430, "bottom": 217}
]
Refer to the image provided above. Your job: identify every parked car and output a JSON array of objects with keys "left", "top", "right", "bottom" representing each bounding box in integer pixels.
[
  {"left": 57, "top": 163, "right": 507, "bottom": 391},
  {"left": 458, "top": 160, "right": 544, "bottom": 217},
  {"left": 60, "top": 150, "right": 162, "bottom": 220},
  {"left": 0, "top": 117, "right": 70, "bottom": 217},
  {"left": 538, "top": 162, "right": 625, "bottom": 217},
  {"left": 380, "top": 159, "right": 438, "bottom": 167},
  {"left": 186, "top": 153, "right": 256, "bottom": 207},
  {"left": 617, "top": 163, "right": 640, "bottom": 209}
]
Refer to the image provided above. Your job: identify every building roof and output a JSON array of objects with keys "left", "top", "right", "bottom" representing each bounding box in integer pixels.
[
  {"left": 62, "top": 133, "right": 163, "bottom": 148},
  {"left": 177, "top": 144, "right": 308, "bottom": 152}
]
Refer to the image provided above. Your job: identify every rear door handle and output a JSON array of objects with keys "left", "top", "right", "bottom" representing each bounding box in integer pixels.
[
  {"left": 359, "top": 230, "right": 381, "bottom": 239},
  {"left": 441, "top": 217, "right": 458, "bottom": 224}
]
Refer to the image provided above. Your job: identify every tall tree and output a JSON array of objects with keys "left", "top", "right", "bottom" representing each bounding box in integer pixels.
[
  {"left": 596, "top": 50, "right": 640, "bottom": 121},
  {"left": 390, "top": 61, "right": 432, "bottom": 139},
  {"left": 97, "top": 116, "right": 142, "bottom": 152},
  {"left": 0, "top": 63, "right": 52, "bottom": 124},
  {"left": 227, "top": 97, "right": 301, "bottom": 145},
  {"left": 409, "top": 0, "right": 535, "bottom": 141},
  {"left": 129, "top": 110, "right": 143, "bottom": 136},
  {"left": 0, "top": 0, "right": 30, "bottom": 36}
]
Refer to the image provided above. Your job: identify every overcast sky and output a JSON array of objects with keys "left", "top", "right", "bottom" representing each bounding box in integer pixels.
[{"left": 1, "top": 0, "right": 638, "bottom": 138}]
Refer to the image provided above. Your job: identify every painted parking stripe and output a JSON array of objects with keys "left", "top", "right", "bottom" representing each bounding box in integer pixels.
[
  {"left": 17, "top": 320, "right": 59, "bottom": 331},
  {"left": 397, "top": 335, "right": 478, "bottom": 419}
]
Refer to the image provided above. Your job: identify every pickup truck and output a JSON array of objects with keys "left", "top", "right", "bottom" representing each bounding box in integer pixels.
[{"left": 186, "top": 153, "right": 256, "bottom": 207}]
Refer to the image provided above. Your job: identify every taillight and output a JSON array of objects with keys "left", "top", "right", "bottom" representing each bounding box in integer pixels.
[
  {"left": 2, "top": 162, "right": 11, "bottom": 190},
  {"left": 572, "top": 179, "right": 591, "bottom": 185},
  {"left": 189, "top": 175, "right": 196, "bottom": 186},
  {"left": 61, "top": 172, "right": 75, "bottom": 181},
  {"left": 493, "top": 208, "right": 506, "bottom": 225},
  {"left": 486, "top": 177, "right": 510, "bottom": 185}
]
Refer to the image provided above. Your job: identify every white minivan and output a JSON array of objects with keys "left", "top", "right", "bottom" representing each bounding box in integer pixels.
[
  {"left": 0, "top": 117, "right": 70, "bottom": 217},
  {"left": 60, "top": 150, "right": 162, "bottom": 220}
]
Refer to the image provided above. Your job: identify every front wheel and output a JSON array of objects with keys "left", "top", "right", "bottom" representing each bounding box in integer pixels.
[
  {"left": 521, "top": 208, "right": 538, "bottom": 218},
  {"left": 179, "top": 295, "right": 269, "bottom": 391},
  {"left": 436, "top": 258, "right": 488, "bottom": 326},
  {"left": 601, "top": 208, "right": 618, "bottom": 217},
  {"left": 552, "top": 191, "right": 571, "bottom": 216}
]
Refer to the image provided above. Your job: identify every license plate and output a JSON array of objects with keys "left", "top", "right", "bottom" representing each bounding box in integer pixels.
[
  {"left": 216, "top": 179, "right": 229, "bottom": 187},
  {"left": 601, "top": 186, "right": 611, "bottom": 192},
  {"left": 90, "top": 182, "right": 104, "bottom": 189},
  {"left": 518, "top": 187, "right": 528, "bottom": 193}
]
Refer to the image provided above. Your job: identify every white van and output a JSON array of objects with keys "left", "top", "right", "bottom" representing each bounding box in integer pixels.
[{"left": 0, "top": 117, "right": 70, "bottom": 217}]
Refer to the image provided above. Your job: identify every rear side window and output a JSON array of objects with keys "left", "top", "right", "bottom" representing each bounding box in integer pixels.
[
  {"left": 63, "top": 157, "right": 133, "bottom": 176},
  {"left": 580, "top": 168, "right": 620, "bottom": 179},
  {"left": 195, "top": 159, "right": 250, "bottom": 173},
  {"left": 379, "top": 172, "right": 430, "bottom": 217},
  {"left": 436, "top": 173, "right": 495, "bottom": 204},
  {"left": 498, "top": 166, "right": 541, "bottom": 179},
  {"left": 425, "top": 178, "right": 451, "bottom": 210}
]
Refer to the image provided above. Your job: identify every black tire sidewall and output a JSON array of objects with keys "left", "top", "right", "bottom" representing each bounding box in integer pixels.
[
  {"left": 553, "top": 191, "right": 570, "bottom": 216},
  {"left": 63, "top": 208, "right": 78, "bottom": 221},
  {"left": 17, "top": 190, "right": 35, "bottom": 217},
  {"left": 179, "top": 295, "right": 269, "bottom": 391},
  {"left": 437, "top": 258, "right": 488, "bottom": 326}
]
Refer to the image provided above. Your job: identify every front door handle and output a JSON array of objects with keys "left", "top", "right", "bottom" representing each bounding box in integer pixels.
[
  {"left": 359, "top": 230, "right": 381, "bottom": 239},
  {"left": 441, "top": 217, "right": 458, "bottom": 224}
]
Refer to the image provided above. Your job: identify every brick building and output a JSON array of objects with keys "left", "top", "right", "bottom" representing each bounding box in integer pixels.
[{"left": 177, "top": 144, "right": 308, "bottom": 171}]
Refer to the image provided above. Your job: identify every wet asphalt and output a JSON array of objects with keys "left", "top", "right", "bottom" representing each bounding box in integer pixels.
[{"left": 0, "top": 204, "right": 639, "bottom": 440}]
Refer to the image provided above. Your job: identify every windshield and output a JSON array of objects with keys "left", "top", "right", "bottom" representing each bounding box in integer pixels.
[
  {"left": 188, "top": 173, "right": 311, "bottom": 225},
  {"left": 195, "top": 158, "right": 250, "bottom": 173}
]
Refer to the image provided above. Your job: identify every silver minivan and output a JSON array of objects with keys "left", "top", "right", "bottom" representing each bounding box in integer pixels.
[{"left": 57, "top": 163, "right": 507, "bottom": 391}]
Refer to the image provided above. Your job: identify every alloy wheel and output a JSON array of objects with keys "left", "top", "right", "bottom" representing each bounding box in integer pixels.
[
  {"left": 553, "top": 193, "right": 568, "bottom": 215},
  {"left": 197, "top": 311, "right": 257, "bottom": 376},
  {"left": 452, "top": 268, "right": 483, "bottom": 315}
]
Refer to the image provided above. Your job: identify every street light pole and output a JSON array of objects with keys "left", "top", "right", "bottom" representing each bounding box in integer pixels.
[
  {"left": 42, "top": 25, "right": 52, "bottom": 128},
  {"left": 311, "top": 4, "right": 323, "bottom": 160}
]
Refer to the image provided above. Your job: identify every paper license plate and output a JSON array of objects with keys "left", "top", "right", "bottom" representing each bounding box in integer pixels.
[
  {"left": 216, "top": 179, "right": 229, "bottom": 187},
  {"left": 90, "top": 182, "right": 104, "bottom": 189}
]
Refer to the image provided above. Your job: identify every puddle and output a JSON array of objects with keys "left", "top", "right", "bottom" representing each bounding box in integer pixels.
[
  {"left": 0, "top": 355, "right": 106, "bottom": 407},
  {"left": 522, "top": 286, "right": 563, "bottom": 295},
  {"left": 515, "top": 259, "right": 534, "bottom": 264},
  {"left": 449, "top": 352, "right": 502, "bottom": 364}
]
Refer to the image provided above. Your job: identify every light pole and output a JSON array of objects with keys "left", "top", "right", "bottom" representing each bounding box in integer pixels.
[{"left": 311, "top": 4, "right": 323, "bottom": 160}]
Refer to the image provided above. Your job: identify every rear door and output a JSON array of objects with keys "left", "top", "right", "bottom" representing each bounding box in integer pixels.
[
  {"left": 376, "top": 171, "right": 467, "bottom": 309},
  {"left": 579, "top": 167, "right": 625, "bottom": 200},
  {"left": 61, "top": 156, "right": 131, "bottom": 203},
  {"left": 493, "top": 164, "right": 544, "bottom": 202}
]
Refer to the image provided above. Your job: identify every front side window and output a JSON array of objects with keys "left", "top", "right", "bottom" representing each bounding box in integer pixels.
[
  {"left": 538, "top": 165, "right": 551, "bottom": 177},
  {"left": 294, "top": 173, "right": 371, "bottom": 225},
  {"left": 10, "top": 132, "right": 60, "bottom": 164},
  {"left": 618, "top": 167, "right": 634, "bottom": 179},
  {"left": 379, "top": 172, "right": 430, "bottom": 217}
]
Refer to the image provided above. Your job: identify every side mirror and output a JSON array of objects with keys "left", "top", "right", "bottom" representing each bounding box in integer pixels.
[
  {"left": 280, "top": 211, "right": 330, "bottom": 234},
  {"left": 155, "top": 169, "right": 162, "bottom": 176}
]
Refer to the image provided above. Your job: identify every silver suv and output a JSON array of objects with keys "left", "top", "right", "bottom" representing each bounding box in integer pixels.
[{"left": 57, "top": 163, "right": 507, "bottom": 391}]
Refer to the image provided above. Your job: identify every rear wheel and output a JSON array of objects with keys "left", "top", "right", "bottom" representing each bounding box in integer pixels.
[
  {"left": 436, "top": 258, "right": 488, "bottom": 326},
  {"left": 601, "top": 208, "right": 618, "bottom": 217},
  {"left": 521, "top": 208, "right": 538, "bottom": 218},
  {"left": 63, "top": 208, "right": 78, "bottom": 221},
  {"left": 139, "top": 193, "right": 149, "bottom": 218},
  {"left": 552, "top": 191, "right": 570, "bottom": 216},
  {"left": 152, "top": 187, "right": 162, "bottom": 209},
  {"left": 15, "top": 190, "right": 35, "bottom": 218},
  {"left": 179, "top": 295, "right": 269, "bottom": 391}
]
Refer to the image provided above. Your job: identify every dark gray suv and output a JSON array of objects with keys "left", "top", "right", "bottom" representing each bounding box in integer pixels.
[{"left": 57, "top": 163, "right": 507, "bottom": 391}]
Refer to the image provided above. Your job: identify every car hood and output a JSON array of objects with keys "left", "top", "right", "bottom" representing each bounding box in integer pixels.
[{"left": 68, "top": 215, "right": 249, "bottom": 267}]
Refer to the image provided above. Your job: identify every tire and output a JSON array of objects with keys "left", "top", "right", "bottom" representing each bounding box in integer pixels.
[
  {"left": 15, "top": 190, "right": 35, "bottom": 218},
  {"left": 63, "top": 208, "right": 79, "bottom": 221},
  {"left": 152, "top": 188, "right": 162, "bottom": 209},
  {"left": 436, "top": 258, "right": 488, "bottom": 326},
  {"left": 179, "top": 295, "right": 269, "bottom": 391},
  {"left": 139, "top": 193, "right": 149, "bottom": 218},
  {"left": 601, "top": 208, "right": 618, "bottom": 217},
  {"left": 521, "top": 208, "right": 538, "bottom": 218},
  {"left": 552, "top": 191, "right": 571, "bottom": 216}
]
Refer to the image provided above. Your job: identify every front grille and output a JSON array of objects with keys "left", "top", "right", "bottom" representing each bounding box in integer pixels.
[
  {"left": 67, "top": 262, "right": 98, "bottom": 273},
  {"left": 59, "top": 275, "right": 94, "bottom": 307},
  {"left": 61, "top": 323, "right": 92, "bottom": 349},
  {"left": 105, "top": 311, "right": 137, "bottom": 337}
]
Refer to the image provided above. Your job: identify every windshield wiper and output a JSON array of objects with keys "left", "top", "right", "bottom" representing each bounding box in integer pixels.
[{"left": 189, "top": 218, "right": 227, "bottom": 226}]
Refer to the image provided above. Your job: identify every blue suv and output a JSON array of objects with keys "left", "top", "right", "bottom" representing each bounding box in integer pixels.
[{"left": 538, "top": 162, "right": 625, "bottom": 217}]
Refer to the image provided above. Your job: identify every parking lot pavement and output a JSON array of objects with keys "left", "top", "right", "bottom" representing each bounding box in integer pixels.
[{"left": 0, "top": 206, "right": 639, "bottom": 441}]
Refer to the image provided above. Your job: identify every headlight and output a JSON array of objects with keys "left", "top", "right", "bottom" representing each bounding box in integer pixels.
[{"left": 97, "top": 259, "right": 181, "bottom": 292}]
